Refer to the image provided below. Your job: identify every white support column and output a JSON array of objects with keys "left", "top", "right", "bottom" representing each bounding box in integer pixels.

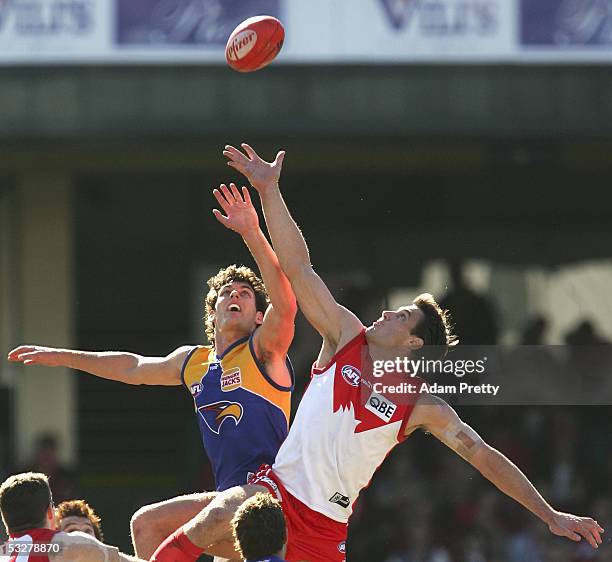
[{"left": 14, "top": 171, "right": 75, "bottom": 466}]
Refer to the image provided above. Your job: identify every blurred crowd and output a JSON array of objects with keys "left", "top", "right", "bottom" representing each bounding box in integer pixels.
[
  {"left": 348, "top": 404, "right": 611, "bottom": 562},
  {"left": 0, "top": 434, "right": 76, "bottom": 541}
]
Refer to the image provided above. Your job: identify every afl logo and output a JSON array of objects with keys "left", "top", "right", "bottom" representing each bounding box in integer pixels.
[
  {"left": 341, "top": 365, "right": 361, "bottom": 387},
  {"left": 338, "top": 541, "right": 346, "bottom": 553}
]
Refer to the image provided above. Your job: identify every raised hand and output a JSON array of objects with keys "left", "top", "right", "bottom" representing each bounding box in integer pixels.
[
  {"left": 548, "top": 511, "right": 604, "bottom": 549},
  {"left": 223, "top": 143, "right": 285, "bottom": 194},
  {"left": 7, "top": 345, "right": 65, "bottom": 367},
  {"left": 212, "top": 183, "right": 259, "bottom": 236}
]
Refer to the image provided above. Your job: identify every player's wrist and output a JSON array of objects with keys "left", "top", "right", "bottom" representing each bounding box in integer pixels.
[
  {"left": 51, "top": 348, "right": 72, "bottom": 367},
  {"left": 253, "top": 180, "right": 279, "bottom": 195},
  {"left": 541, "top": 506, "right": 558, "bottom": 526},
  {"left": 241, "top": 226, "right": 265, "bottom": 245}
]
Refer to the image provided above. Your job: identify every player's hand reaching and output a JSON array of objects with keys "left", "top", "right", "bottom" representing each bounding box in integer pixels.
[
  {"left": 212, "top": 183, "right": 259, "bottom": 236},
  {"left": 7, "top": 345, "right": 65, "bottom": 367},
  {"left": 548, "top": 510, "right": 604, "bottom": 549},
  {"left": 223, "top": 143, "right": 285, "bottom": 194}
]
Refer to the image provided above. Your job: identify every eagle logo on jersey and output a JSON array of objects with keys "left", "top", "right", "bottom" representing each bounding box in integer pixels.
[{"left": 198, "top": 401, "right": 244, "bottom": 434}]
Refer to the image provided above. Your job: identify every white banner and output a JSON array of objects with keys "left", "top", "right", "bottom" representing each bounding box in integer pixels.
[
  {"left": 282, "top": 0, "right": 516, "bottom": 62},
  {"left": 0, "top": 0, "right": 111, "bottom": 62},
  {"left": 1, "top": 0, "right": 612, "bottom": 64}
]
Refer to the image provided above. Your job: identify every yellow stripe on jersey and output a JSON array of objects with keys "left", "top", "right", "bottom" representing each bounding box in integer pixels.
[{"left": 182, "top": 338, "right": 291, "bottom": 424}]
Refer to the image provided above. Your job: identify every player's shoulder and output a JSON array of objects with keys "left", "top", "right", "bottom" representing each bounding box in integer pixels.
[
  {"left": 50, "top": 530, "right": 92, "bottom": 552},
  {"left": 169, "top": 344, "right": 206, "bottom": 368},
  {"left": 162, "top": 345, "right": 201, "bottom": 383},
  {"left": 50, "top": 531, "right": 114, "bottom": 562},
  {"left": 316, "top": 321, "right": 366, "bottom": 371},
  {"left": 323, "top": 305, "right": 364, "bottom": 355},
  {"left": 338, "top": 305, "right": 364, "bottom": 338},
  {"left": 408, "top": 393, "right": 454, "bottom": 429},
  {"left": 315, "top": 304, "right": 363, "bottom": 359},
  {"left": 336, "top": 310, "right": 366, "bottom": 352},
  {"left": 51, "top": 530, "right": 95, "bottom": 546},
  {"left": 168, "top": 344, "right": 199, "bottom": 359}
]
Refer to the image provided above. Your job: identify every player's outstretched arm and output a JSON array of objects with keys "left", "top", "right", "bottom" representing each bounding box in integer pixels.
[
  {"left": 7, "top": 344, "right": 190, "bottom": 386},
  {"left": 407, "top": 394, "right": 604, "bottom": 549},
  {"left": 51, "top": 531, "right": 146, "bottom": 562},
  {"left": 212, "top": 183, "right": 296, "bottom": 366},
  {"left": 223, "top": 143, "right": 362, "bottom": 354}
]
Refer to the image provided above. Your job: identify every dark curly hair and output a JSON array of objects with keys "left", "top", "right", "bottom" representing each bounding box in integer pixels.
[
  {"left": 205, "top": 265, "right": 269, "bottom": 347},
  {"left": 232, "top": 493, "right": 286, "bottom": 560}
]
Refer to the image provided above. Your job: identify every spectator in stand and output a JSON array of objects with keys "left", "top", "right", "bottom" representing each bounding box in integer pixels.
[
  {"left": 440, "top": 260, "right": 499, "bottom": 345},
  {"left": 27, "top": 434, "right": 75, "bottom": 503}
]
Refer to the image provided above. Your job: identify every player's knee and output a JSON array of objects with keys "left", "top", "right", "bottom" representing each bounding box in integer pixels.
[
  {"left": 130, "top": 506, "right": 145, "bottom": 541},
  {"left": 203, "top": 504, "right": 233, "bottom": 533},
  {"left": 131, "top": 504, "right": 158, "bottom": 542}
]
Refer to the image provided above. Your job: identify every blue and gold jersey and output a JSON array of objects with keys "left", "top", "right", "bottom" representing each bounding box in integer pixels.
[{"left": 181, "top": 333, "right": 293, "bottom": 491}]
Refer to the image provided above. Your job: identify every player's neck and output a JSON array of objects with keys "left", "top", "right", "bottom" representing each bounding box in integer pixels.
[
  {"left": 10, "top": 522, "right": 53, "bottom": 537},
  {"left": 214, "top": 328, "right": 251, "bottom": 357}
]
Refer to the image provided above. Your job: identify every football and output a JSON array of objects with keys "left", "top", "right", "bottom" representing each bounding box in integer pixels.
[{"left": 225, "top": 16, "right": 285, "bottom": 73}]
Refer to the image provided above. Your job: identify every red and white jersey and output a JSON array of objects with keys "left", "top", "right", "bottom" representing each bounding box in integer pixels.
[
  {"left": 273, "top": 330, "right": 423, "bottom": 523},
  {"left": 6, "top": 529, "right": 59, "bottom": 562}
]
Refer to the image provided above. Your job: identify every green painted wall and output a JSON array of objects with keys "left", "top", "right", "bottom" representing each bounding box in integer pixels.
[{"left": 1, "top": 65, "right": 612, "bottom": 140}]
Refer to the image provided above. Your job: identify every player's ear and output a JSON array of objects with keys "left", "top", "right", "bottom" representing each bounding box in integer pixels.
[
  {"left": 255, "top": 310, "right": 264, "bottom": 325},
  {"left": 47, "top": 505, "right": 57, "bottom": 529},
  {"left": 407, "top": 335, "right": 424, "bottom": 351}
]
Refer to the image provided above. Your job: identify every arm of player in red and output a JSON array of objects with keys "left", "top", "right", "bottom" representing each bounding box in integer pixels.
[
  {"left": 408, "top": 393, "right": 605, "bottom": 549},
  {"left": 222, "top": 143, "right": 363, "bottom": 359}
]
